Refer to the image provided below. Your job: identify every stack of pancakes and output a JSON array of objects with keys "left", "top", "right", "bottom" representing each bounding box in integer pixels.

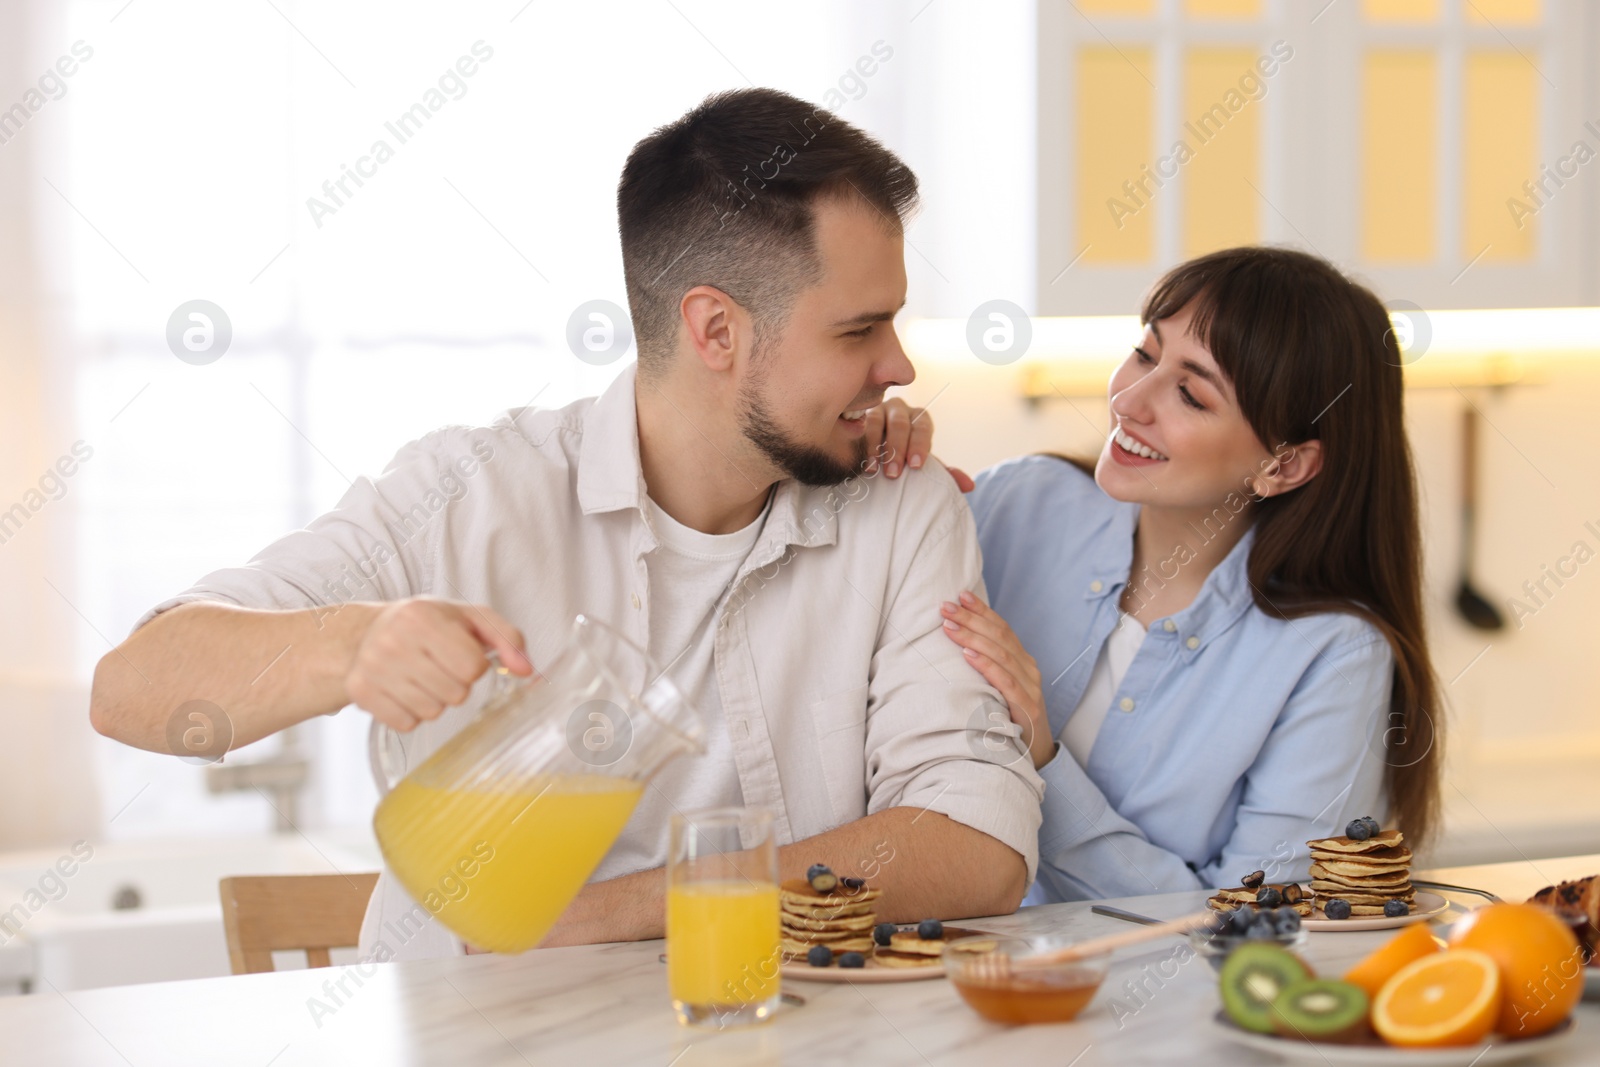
[
  {"left": 1306, "top": 828, "right": 1415, "bottom": 915},
  {"left": 779, "top": 878, "right": 881, "bottom": 958}
]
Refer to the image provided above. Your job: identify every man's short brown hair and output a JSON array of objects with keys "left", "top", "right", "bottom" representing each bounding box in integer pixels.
[{"left": 617, "top": 88, "right": 919, "bottom": 377}]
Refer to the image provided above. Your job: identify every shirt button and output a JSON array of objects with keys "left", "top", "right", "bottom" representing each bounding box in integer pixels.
[
  {"left": 1089, "top": 580, "right": 1103, "bottom": 593},
  {"left": 631, "top": 593, "right": 641, "bottom": 609},
  {"left": 1162, "top": 619, "right": 1176, "bottom": 633},
  {"left": 1186, "top": 636, "right": 1199, "bottom": 650},
  {"left": 1119, "top": 696, "right": 1135, "bottom": 712}
]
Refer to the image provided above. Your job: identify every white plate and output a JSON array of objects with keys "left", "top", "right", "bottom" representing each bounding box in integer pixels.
[
  {"left": 1302, "top": 891, "right": 1450, "bottom": 931},
  {"left": 1209, "top": 1012, "right": 1576, "bottom": 1065},
  {"left": 780, "top": 959, "right": 945, "bottom": 983},
  {"left": 779, "top": 924, "right": 996, "bottom": 983},
  {"left": 660, "top": 950, "right": 947, "bottom": 984},
  {"left": 1584, "top": 966, "right": 1600, "bottom": 1001}
]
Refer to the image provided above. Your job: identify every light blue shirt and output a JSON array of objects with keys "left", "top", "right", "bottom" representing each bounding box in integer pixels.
[{"left": 968, "top": 456, "right": 1393, "bottom": 902}]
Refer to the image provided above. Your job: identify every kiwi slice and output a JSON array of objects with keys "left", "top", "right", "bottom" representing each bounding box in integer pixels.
[
  {"left": 1219, "top": 943, "right": 1313, "bottom": 1034},
  {"left": 1269, "top": 979, "right": 1370, "bottom": 1043}
]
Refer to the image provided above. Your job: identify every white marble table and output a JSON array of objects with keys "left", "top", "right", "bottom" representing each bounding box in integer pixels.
[{"left": 0, "top": 864, "right": 1595, "bottom": 1066}]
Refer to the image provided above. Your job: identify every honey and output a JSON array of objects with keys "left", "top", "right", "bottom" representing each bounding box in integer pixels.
[{"left": 951, "top": 969, "right": 1103, "bottom": 1024}]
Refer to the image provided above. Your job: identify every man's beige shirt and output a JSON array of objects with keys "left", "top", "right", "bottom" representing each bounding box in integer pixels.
[{"left": 136, "top": 364, "right": 1045, "bottom": 959}]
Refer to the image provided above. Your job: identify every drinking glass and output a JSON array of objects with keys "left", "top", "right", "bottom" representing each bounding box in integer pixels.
[{"left": 666, "top": 806, "right": 781, "bottom": 1028}]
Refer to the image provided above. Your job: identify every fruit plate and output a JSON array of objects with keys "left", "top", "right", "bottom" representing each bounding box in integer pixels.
[
  {"left": 1302, "top": 891, "right": 1449, "bottom": 931},
  {"left": 1209, "top": 1012, "right": 1575, "bottom": 1065}
]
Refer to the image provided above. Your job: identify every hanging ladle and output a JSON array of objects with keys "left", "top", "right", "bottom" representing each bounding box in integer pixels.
[{"left": 1454, "top": 405, "right": 1505, "bottom": 630}]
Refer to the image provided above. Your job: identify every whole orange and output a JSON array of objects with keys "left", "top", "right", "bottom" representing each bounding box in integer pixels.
[
  {"left": 1345, "top": 921, "right": 1441, "bottom": 999},
  {"left": 1448, "top": 902, "right": 1584, "bottom": 1037}
]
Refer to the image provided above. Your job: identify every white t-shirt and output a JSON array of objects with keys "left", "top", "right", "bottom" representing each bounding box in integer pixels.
[
  {"left": 585, "top": 492, "right": 771, "bottom": 881},
  {"left": 1060, "top": 611, "right": 1146, "bottom": 765}
]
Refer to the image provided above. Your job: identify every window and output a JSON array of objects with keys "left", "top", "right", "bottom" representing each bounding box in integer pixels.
[{"left": 38, "top": 0, "right": 1024, "bottom": 838}]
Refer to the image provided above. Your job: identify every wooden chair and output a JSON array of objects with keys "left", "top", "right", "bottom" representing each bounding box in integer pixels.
[{"left": 219, "top": 873, "right": 380, "bottom": 975}]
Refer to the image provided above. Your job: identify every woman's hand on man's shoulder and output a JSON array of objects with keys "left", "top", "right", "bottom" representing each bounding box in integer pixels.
[{"left": 862, "top": 398, "right": 974, "bottom": 492}]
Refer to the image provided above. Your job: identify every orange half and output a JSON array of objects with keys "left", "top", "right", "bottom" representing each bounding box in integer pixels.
[{"left": 1372, "top": 949, "right": 1500, "bottom": 1048}]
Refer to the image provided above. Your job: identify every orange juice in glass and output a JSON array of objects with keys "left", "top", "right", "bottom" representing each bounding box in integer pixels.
[{"left": 666, "top": 807, "right": 781, "bottom": 1027}]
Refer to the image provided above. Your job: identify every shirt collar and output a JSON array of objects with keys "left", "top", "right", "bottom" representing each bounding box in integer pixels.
[
  {"left": 1177, "top": 524, "right": 1259, "bottom": 649},
  {"left": 576, "top": 363, "right": 649, "bottom": 516},
  {"left": 1084, "top": 505, "right": 1259, "bottom": 652},
  {"left": 1083, "top": 500, "right": 1139, "bottom": 603},
  {"left": 763, "top": 479, "right": 842, "bottom": 551},
  {"left": 576, "top": 363, "right": 840, "bottom": 552}
]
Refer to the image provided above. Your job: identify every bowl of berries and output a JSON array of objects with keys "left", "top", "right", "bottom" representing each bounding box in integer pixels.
[{"left": 1191, "top": 905, "right": 1309, "bottom": 972}]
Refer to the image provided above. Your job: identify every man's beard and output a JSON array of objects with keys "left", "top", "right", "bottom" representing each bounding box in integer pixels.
[{"left": 738, "top": 377, "right": 866, "bottom": 488}]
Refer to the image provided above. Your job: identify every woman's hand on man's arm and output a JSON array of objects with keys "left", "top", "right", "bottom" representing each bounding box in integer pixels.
[{"left": 940, "top": 592, "right": 1055, "bottom": 770}]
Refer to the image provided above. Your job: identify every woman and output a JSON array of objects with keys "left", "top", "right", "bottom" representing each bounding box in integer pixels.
[{"left": 869, "top": 246, "right": 1442, "bottom": 901}]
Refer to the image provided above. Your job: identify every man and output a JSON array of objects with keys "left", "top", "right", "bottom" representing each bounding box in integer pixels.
[{"left": 90, "top": 88, "right": 1044, "bottom": 960}]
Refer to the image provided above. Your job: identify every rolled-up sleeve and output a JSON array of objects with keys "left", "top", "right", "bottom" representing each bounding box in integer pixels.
[
  {"left": 130, "top": 431, "right": 479, "bottom": 634},
  {"left": 859, "top": 462, "right": 1046, "bottom": 882}
]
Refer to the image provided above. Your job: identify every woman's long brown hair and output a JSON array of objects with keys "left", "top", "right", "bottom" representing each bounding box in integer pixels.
[{"left": 1072, "top": 246, "right": 1443, "bottom": 849}]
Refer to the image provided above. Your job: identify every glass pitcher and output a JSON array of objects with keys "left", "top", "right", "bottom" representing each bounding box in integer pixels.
[{"left": 369, "top": 614, "right": 705, "bottom": 953}]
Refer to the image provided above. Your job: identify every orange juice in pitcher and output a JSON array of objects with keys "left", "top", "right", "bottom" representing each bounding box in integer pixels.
[
  {"left": 375, "top": 773, "right": 645, "bottom": 953},
  {"left": 371, "top": 616, "right": 704, "bottom": 953}
]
